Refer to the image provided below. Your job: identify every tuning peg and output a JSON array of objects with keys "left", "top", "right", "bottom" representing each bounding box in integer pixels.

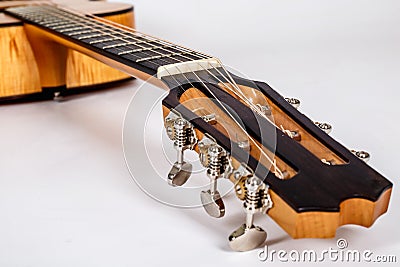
[
  {"left": 229, "top": 175, "right": 273, "bottom": 251},
  {"left": 200, "top": 144, "right": 226, "bottom": 218},
  {"left": 198, "top": 137, "right": 231, "bottom": 218},
  {"left": 165, "top": 114, "right": 197, "bottom": 186},
  {"left": 168, "top": 151, "right": 193, "bottom": 186},
  {"left": 351, "top": 150, "right": 370, "bottom": 162},
  {"left": 285, "top": 97, "right": 301, "bottom": 109},
  {"left": 200, "top": 189, "right": 225, "bottom": 218},
  {"left": 229, "top": 224, "right": 267, "bottom": 252},
  {"left": 314, "top": 121, "right": 332, "bottom": 134}
]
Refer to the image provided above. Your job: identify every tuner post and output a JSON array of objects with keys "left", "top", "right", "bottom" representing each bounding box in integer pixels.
[
  {"left": 351, "top": 150, "right": 371, "bottom": 162},
  {"left": 314, "top": 122, "right": 332, "bottom": 134},
  {"left": 285, "top": 97, "right": 301, "bottom": 109}
]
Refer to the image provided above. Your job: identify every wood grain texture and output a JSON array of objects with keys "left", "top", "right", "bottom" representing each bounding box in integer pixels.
[
  {"left": 223, "top": 83, "right": 347, "bottom": 165},
  {"left": 23, "top": 23, "right": 68, "bottom": 88},
  {"left": 178, "top": 87, "right": 297, "bottom": 179},
  {"left": 0, "top": 1, "right": 136, "bottom": 99},
  {"left": 162, "top": 85, "right": 392, "bottom": 239},
  {"left": 66, "top": 11, "right": 135, "bottom": 89},
  {"left": 22, "top": 23, "right": 157, "bottom": 83},
  {"left": 0, "top": 23, "right": 41, "bottom": 97},
  {"left": 268, "top": 188, "right": 392, "bottom": 238}
]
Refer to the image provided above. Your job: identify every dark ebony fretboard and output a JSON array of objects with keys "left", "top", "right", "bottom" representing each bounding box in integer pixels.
[{"left": 5, "top": 5, "right": 211, "bottom": 76}]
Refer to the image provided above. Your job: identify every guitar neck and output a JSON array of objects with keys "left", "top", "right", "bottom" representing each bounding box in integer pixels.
[{"left": 5, "top": 4, "right": 211, "bottom": 80}]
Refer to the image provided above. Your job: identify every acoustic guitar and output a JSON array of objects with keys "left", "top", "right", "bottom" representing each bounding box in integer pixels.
[
  {"left": 0, "top": 0, "right": 392, "bottom": 252},
  {"left": 0, "top": 0, "right": 134, "bottom": 101}
]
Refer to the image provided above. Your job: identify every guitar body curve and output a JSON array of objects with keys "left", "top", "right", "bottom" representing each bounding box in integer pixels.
[{"left": 0, "top": 0, "right": 135, "bottom": 102}]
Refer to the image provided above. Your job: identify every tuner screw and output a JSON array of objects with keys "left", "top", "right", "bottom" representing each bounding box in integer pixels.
[
  {"left": 285, "top": 97, "right": 301, "bottom": 109},
  {"left": 351, "top": 150, "right": 370, "bottom": 162},
  {"left": 229, "top": 176, "right": 272, "bottom": 252},
  {"left": 314, "top": 122, "right": 332, "bottom": 134}
]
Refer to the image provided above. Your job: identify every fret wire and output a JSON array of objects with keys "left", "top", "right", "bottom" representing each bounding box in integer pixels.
[
  {"left": 51, "top": 24, "right": 72, "bottom": 30},
  {"left": 44, "top": 7, "right": 178, "bottom": 66},
  {"left": 116, "top": 44, "right": 177, "bottom": 56},
  {"left": 39, "top": 5, "right": 207, "bottom": 63},
  {"left": 50, "top": 9, "right": 198, "bottom": 64},
  {"left": 68, "top": 7, "right": 202, "bottom": 62},
  {"left": 41, "top": 20, "right": 65, "bottom": 27},
  {"left": 59, "top": 26, "right": 85, "bottom": 33},
  {"left": 102, "top": 41, "right": 149, "bottom": 49},
  {"left": 6, "top": 6, "right": 171, "bottom": 80},
  {"left": 68, "top": 30, "right": 94, "bottom": 36},
  {"left": 87, "top": 13, "right": 213, "bottom": 60},
  {"left": 19, "top": 6, "right": 277, "bottom": 173},
  {"left": 136, "top": 52, "right": 192, "bottom": 63},
  {"left": 89, "top": 38, "right": 118, "bottom": 45},
  {"left": 11, "top": 7, "right": 228, "bottom": 148},
  {"left": 9, "top": 7, "right": 206, "bottom": 135},
  {"left": 9, "top": 6, "right": 287, "bottom": 175},
  {"left": 11, "top": 6, "right": 206, "bottom": 68},
  {"left": 77, "top": 34, "right": 105, "bottom": 40},
  {"left": 109, "top": 13, "right": 267, "bottom": 174}
]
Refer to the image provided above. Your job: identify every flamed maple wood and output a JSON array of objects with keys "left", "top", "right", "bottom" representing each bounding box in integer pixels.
[{"left": 0, "top": 1, "right": 135, "bottom": 99}]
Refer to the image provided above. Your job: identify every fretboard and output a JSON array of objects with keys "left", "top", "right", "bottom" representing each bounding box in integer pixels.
[{"left": 5, "top": 4, "right": 211, "bottom": 76}]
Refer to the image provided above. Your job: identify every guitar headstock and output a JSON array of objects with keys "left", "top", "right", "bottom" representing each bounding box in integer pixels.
[
  {"left": 155, "top": 58, "right": 392, "bottom": 251},
  {"left": 3, "top": 1, "right": 390, "bottom": 251}
]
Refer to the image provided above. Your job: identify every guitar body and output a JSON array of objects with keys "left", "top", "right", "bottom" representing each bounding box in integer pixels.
[{"left": 0, "top": 0, "right": 134, "bottom": 101}]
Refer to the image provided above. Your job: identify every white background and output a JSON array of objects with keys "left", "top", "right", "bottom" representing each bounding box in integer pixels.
[{"left": 0, "top": 0, "right": 399, "bottom": 266}]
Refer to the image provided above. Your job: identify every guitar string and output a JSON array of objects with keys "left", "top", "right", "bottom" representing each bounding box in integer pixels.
[
  {"left": 78, "top": 6, "right": 284, "bottom": 138},
  {"left": 80, "top": 6, "right": 272, "bottom": 109},
  {"left": 51, "top": 3, "right": 261, "bottom": 112},
  {"left": 24, "top": 4, "right": 285, "bottom": 179},
  {"left": 71, "top": 4, "right": 213, "bottom": 59},
  {"left": 39, "top": 4, "right": 260, "bottom": 109},
  {"left": 18, "top": 4, "right": 284, "bottom": 178},
  {"left": 76, "top": 6, "right": 286, "bottom": 177},
  {"left": 36, "top": 6, "right": 206, "bottom": 64},
  {"left": 40, "top": 4, "right": 285, "bottom": 179},
  {"left": 58, "top": 5, "right": 285, "bottom": 178}
]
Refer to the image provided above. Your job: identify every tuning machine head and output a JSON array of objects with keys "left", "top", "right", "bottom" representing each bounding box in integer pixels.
[
  {"left": 198, "top": 136, "right": 231, "bottom": 218},
  {"left": 165, "top": 112, "right": 197, "bottom": 186},
  {"left": 229, "top": 169, "right": 273, "bottom": 251}
]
